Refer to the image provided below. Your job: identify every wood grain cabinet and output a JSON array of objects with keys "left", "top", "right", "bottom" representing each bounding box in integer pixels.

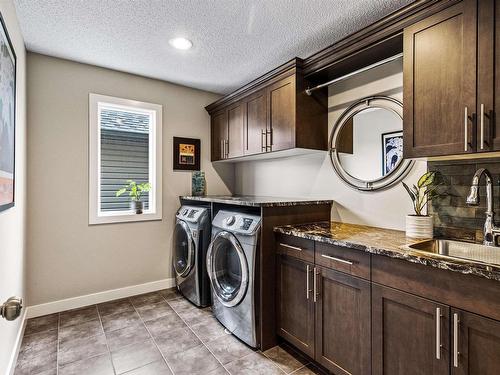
[
  {"left": 276, "top": 255, "right": 315, "bottom": 357},
  {"left": 403, "top": 0, "right": 477, "bottom": 158},
  {"left": 315, "top": 267, "right": 371, "bottom": 375},
  {"left": 276, "top": 238, "right": 371, "bottom": 375},
  {"left": 206, "top": 59, "right": 327, "bottom": 161},
  {"left": 372, "top": 284, "right": 450, "bottom": 375}
]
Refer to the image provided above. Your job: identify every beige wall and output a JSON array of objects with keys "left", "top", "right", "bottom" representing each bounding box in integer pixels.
[
  {"left": 0, "top": 1, "right": 27, "bottom": 374},
  {"left": 234, "top": 59, "right": 427, "bottom": 230},
  {"left": 27, "top": 53, "right": 231, "bottom": 306}
]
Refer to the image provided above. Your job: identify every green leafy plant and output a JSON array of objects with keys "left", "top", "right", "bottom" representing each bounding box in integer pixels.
[
  {"left": 115, "top": 180, "right": 151, "bottom": 202},
  {"left": 402, "top": 171, "right": 445, "bottom": 216}
]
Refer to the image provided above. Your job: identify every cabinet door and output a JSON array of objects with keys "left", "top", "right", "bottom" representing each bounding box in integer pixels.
[
  {"left": 403, "top": 0, "right": 477, "bottom": 158},
  {"left": 477, "top": 0, "right": 500, "bottom": 151},
  {"left": 211, "top": 110, "right": 228, "bottom": 161},
  {"left": 372, "top": 285, "right": 450, "bottom": 375},
  {"left": 452, "top": 309, "right": 500, "bottom": 375},
  {"left": 315, "top": 267, "right": 370, "bottom": 375},
  {"left": 268, "top": 75, "right": 295, "bottom": 152},
  {"left": 227, "top": 102, "right": 245, "bottom": 159},
  {"left": 245, "top": 90, "right": 267, "bottom": 155},
  {"left": 276, "top": 255, "right": 315, "bottom": 357}
]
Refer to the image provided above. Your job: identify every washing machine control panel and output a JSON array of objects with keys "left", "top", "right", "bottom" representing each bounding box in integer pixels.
[
  {"left": 213, "top": 211, "right": 261, "bottom": 235},
  {"left": 176, "top": 205, "right": 207, "bottom": 223}
]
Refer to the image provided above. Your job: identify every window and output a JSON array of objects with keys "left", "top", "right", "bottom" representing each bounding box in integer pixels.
[{"left": 89, "top": 94, "right": 162, "bottom": 224}]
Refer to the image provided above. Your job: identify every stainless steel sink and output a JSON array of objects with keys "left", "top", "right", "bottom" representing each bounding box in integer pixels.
[{"left": 408, "top": 239, "right": 500, "bottom": 266}]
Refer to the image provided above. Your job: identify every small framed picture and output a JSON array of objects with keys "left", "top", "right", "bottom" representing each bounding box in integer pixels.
[
  {"left": 381, "top": 131, "right": 403, "bottom": 176},
  {"left": 173, "top": 137, "right": 200, "bottom": 171}
]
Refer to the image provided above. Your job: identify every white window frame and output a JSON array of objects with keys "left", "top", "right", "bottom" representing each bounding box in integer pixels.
[{"left": 89, "top": 93, "right": 162, "bottom": 224}]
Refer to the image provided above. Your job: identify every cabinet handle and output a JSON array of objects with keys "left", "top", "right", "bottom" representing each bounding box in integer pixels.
[
  {"left": 320, "top": 254, "right": 353, "bottom": 265},
  {"left": 306, "top": 264, "right": 310, "bottom": 300},
  {"left": 464, "top": 107, "right": 469, "bottom": 152},
  {"left": 279, "top": 243, "right": 302, "bottom": 252},
  {"left": 435, "top": 307, "right": 442, "bottom": 360},
  {"left": 221, "top": 140, "right": 224, "bottom": 159},
  {"left": 480, "top": 104, "right": 485, "bottom": 150},
  {"left": 266, "top": 128, "right": 273, "bottom": 152},
  {"left": 225, "top": 139, "right": 229, "bottom": 158},
  {"left": 453, "top": 312, "right": 460, "bottom": 368},
  {"left": 261, "top": 129, "right": 266, "bottom": 152},
  {"left": 313, "top": 267, "right": 318, "bottom": 303}
]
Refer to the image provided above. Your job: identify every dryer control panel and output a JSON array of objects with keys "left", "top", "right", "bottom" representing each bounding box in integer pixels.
[
  {"left": 176, "top": 205, "right": 208, "bottom": 223},
  {"left": 213, "top": 210, "right": 261, "bottom": 235}
]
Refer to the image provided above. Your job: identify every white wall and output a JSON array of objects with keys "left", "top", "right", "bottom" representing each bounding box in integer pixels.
[
  {"left": 26, "top": 53, "right": 231, "bottom": 306},
  {"left": 235, "top": 59, "right": 426, "bottom": 230},
  {"left": 0, "top": 1, "right": 27, "bottom": 374}
]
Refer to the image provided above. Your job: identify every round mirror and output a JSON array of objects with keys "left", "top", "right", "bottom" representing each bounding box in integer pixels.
[{"left": 330, "top": 96, "right": 414, "bottom": 191}]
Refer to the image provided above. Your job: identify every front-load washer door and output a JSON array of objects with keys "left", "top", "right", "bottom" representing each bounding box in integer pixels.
[
  {"left": 207, "top": 231, "right": 249, "bottom": 307},
  {"left": 173, "top": 220, "right": 195, "bottom": 278}
]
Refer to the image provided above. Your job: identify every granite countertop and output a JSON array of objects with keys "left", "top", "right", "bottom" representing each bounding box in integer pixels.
[
  {"left": 180, "top": 195, "right": 333, "bottom": 207},
  {"left": 274, "top": 221, "right": 500, "bottom": 282}
]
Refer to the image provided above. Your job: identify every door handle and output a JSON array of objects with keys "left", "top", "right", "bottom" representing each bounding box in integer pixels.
[
  {"left": 306, "top": 264, "right": 310, "bottom": 300},
  {"left": 453, "top": 312, "right": 460, "bottom": 368},
  {"left": 435, "top": 307, "right": 442, "bottom": 360},
  {"left": 1, "top": 297, "right": 23, "bottom": 321},
  {"left": 313, "top": 267, "right": 319, "bottom": 303}
]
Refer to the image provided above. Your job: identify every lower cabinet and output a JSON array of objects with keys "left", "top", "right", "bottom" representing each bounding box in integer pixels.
[
  {"left": 276, "top": 254, "right": 371, "bottom": 374},
  {"left": 276, "top": 255, "right": 315, "bottom": 357},
  {"left": 372, "top": 284, "right": 450, "bottom": 375},
  {"left": 315, "top": 266, "right": 371, "bottom": 375},
  {"left": 453, "top": 309, "right": 500, "bottom": 375}
]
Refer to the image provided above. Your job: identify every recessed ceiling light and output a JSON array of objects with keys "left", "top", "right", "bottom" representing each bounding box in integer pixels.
[{"left": 169, "top": 37, "right": 192, "bottom": 50}]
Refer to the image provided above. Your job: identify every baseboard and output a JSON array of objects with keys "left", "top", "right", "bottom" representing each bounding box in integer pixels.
[
  {"left": 6, "top": 308, "right": 27, "bottom": 375},
  {"left": 26, "top": 278, "right": 175, "bottom": 318}
]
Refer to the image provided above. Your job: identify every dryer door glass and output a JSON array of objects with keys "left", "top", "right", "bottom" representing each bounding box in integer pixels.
[
  {"left": 173, "top": 220, "right": 194, "bottom": 277},
  {"left": 208, "top": 231, "right": 249, "bottom": 307}
]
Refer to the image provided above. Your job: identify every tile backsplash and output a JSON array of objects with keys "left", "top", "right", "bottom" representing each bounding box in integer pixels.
[{"left": 429, "top": 158, "right": 500, "bottom": 242}]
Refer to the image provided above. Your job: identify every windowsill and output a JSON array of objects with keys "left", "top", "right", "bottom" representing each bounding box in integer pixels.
[{"left": 89, "top": 210, "right": 162, "bottom": 225}]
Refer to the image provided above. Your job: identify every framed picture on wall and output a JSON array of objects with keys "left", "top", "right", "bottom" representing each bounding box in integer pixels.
[
  {"left": 381, "top": 131, "right": 403, "bottom": 176},
  {"left": 0, "top": 13, "right": 17, "bottom": 213},
  {"left": 173, "top": 137, "right": 201, "bottom": 171}
]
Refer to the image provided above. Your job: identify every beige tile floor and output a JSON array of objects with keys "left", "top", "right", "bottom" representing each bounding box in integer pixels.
[{"left": 14, "top": 288, "right": 328, "bottom": 375}]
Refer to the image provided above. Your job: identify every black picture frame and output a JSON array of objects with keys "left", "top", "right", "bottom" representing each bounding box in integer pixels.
[
  {"left": 381, "top": 130, "right": 403, "bottom": 176},
  {"left": 173, "top": 137, "right": 201, "bottom": 171},
  {"left": 0, "top": 12, "right": 16, "bottom": 213}
]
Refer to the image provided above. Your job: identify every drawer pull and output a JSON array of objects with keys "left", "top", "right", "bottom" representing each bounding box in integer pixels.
[
  {"left": 279, "top": 243, "right": 302, "bottom": 252},
  {"left": 321, "top": 254, "right": 353, "bottom": 265}
]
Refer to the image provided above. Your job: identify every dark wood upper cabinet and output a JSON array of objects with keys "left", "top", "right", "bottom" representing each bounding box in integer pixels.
[
  {"left": 372, "top": 284, "right": 450, "bottom": 375},
  {"left": 267, "top": 75, "right": 296, "bottom": 152},
  {"left": 403, "top": 0, "right": 477, "bottom": 158},
  {"left": 315, "top": 267, "right": 370, "bottom": 375},
  {"left": 206, "top": 59, "right": 327, "bottom": 161},
  {"left": 476, "top": 0, "right": 500, "bottom": 152},
  {"left": 210, "top": 110, "right": 228, "bottom": 161},
  {"left": 452, "top": 309, "right": 500, "bottom": 375},
  {"left": 227, "top": 102, "right": 245, "bottom": 159},
  {"left": 245, "top": 90, "right": 267, "bottom": 156},
  {"left": 276, "top": 255, "right": 315, "bottom": 357}
]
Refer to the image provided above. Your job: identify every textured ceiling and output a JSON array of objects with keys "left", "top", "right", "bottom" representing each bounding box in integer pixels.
[{"left": 14, "top": 0, "right": 411, "bottom": 94}]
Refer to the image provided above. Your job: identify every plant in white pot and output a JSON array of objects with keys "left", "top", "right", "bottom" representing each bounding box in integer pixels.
[
  {"left": 402, "top": 171, "right": 444, "bottom": 239},
  {"left": 115, "top": 180, "right": 151, "bottom": 214}
]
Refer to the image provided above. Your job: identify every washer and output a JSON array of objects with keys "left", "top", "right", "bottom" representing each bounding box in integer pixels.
[
  {"left": 173, "top": 205, "right": 211, "bottom": 307},
  {"left": 207, "top": 210, "right": 261, "bottom": 348}
]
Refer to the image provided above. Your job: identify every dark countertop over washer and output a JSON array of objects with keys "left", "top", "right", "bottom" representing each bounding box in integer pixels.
[
  {"left": 180, "top": 195, "right": 333, "bottom": 208},
  {"left": 274, "top": 221, "right": 500, "bottom": 282}
]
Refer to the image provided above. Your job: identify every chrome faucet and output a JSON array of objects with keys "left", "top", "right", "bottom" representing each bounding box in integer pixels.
[{"left": 466, "top": 168, "right": 500, "bottom": 246}]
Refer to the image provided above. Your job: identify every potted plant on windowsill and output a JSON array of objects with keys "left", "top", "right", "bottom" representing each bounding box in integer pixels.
[
  {"left": 115, "top": 180, "right": 151, "bottom": 214},
  {"left": 402, "top": 171, "right": 444, "bottom": 239}
]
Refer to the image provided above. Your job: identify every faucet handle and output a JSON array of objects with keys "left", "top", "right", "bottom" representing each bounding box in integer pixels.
[{"left": 466, "top": 185, "right": 479, "bottom": 206}]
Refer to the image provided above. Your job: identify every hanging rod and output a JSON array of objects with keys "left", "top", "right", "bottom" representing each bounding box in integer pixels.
[{"left": 305, "top": 53, "right": 403, "bottom": 96}]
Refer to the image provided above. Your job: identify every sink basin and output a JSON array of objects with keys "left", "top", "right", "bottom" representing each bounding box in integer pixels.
[{"left": 408, "top": 239, "right": 500, "bottom": 266}]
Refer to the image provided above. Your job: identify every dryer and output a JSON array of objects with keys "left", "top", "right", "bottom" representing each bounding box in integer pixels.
[
  {"left": 207, "top": 210, "right": 261, "bottom": 348},
  {"left": 173, "top": 205, "right": 211, "bottom": 307}
]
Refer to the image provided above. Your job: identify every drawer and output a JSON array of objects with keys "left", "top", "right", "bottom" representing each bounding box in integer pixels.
[
  {"left": 315, "top": 242, "right": 370, "bottom": 280},
  {"left": 275, "top": 234, "right": 314, "bottom": 263}
]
